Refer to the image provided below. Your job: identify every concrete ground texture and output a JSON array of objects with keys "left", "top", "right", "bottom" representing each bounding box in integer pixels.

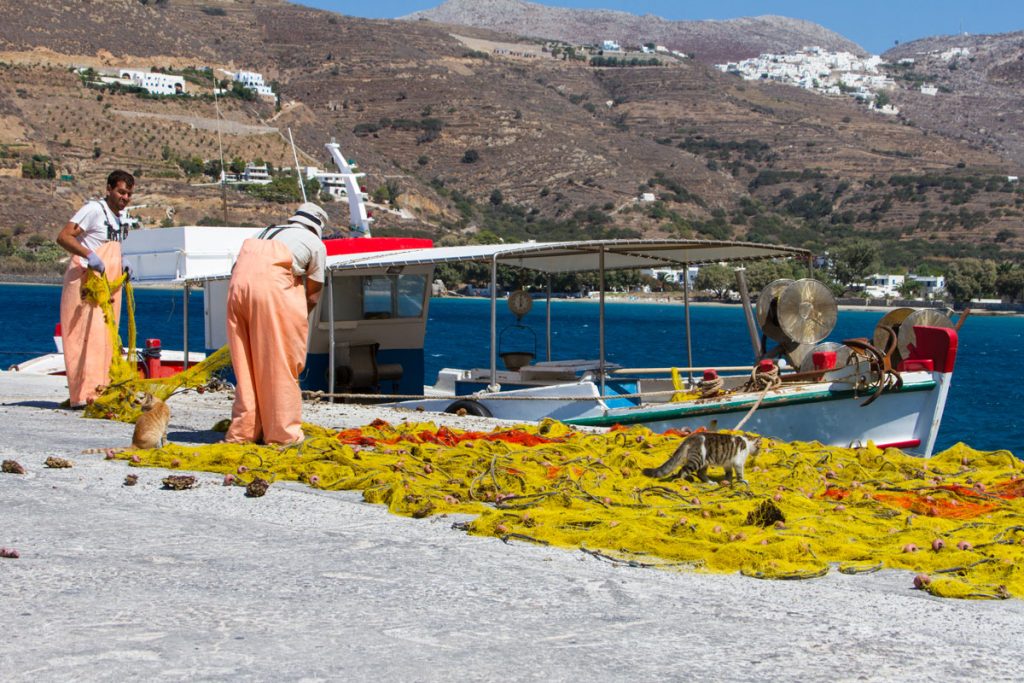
[{"left": 1, "top": 372, "right": 1023, "bottom": 681}]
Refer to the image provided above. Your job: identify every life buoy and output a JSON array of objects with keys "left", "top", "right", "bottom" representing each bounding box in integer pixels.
[{"left": 444, "top": 399, "right": 492, "bottom": 417}]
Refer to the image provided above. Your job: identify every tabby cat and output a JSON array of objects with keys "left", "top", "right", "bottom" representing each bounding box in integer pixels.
[{"left": 642, "top": 431, "right": 761, "bottom": 484}]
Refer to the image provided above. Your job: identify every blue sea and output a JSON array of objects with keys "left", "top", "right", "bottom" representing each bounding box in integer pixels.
[{"left": 2, "top": 284, "right": 1021, "bottom": 454}]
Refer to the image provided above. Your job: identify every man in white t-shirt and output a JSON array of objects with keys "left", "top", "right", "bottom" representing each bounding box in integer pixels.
[
  {"left": 55, "top": 170, "right": 134, "bottom": 408},
  {"left": 224, "top": 202, "right": 329, "bottom": 445}
]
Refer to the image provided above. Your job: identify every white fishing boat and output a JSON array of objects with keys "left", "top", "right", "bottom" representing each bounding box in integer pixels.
[{"left": 305, "top": 239, "right": 960, "bottom": 456}]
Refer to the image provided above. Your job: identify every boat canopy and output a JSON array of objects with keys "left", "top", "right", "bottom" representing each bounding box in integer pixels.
[{"left": 323, "top": 239, "right": 811, "bottom": 274}]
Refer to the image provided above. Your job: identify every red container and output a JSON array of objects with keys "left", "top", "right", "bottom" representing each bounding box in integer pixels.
[{"left": 813, "top": 351, "right": 837, "bottom": 370}]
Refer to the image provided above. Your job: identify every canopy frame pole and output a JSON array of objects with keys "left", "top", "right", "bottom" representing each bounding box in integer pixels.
[
  {"left": 489, "top": 255, "right": 498, "bottom": 389},
  {"left": 599, "top": 247, "right": 606, "bottom": 398},
  {"left": 327, "top": 273, "right": 336, "bottom": 397},
  {"left": 683, "top": 263, "right": 694, "bottom": 386},
  {"left": 546, "top": 275, "right": 552, "bottom": 362},
  {"left": 734, "top": 267, "right": 761, "bottom": 361},
  {"left": 182, "top": 283, "right": 190, "bottom": 369}
]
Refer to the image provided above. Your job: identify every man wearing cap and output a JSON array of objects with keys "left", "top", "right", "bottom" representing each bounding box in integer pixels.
[
  {"left": 224, "top": 202, "right": 329, "bottom": 445},
  {"left": 55, "top": 169, "right": 134, "bottom": 408}
]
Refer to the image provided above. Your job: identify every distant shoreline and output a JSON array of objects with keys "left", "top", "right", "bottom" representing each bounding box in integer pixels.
[
  {"left": 2, "top": 279, "right": 1019, "bottom": 317},
  {"left": 440, "top": 293, "right": 1020, "bottom": 316}
]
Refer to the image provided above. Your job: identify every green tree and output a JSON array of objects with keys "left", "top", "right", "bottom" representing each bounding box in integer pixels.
[
  {"left": 694, "top": 263, "right": 734, "bottom": 299},
  {"left": 744, "top": 260, "right": 804, "bottom": 293},
  {"left": 945, "top": 258, "right": 997, "bottom": 304},
  {"left": 898, "top": 279, "right": 923, "bottom": 299},
  {"left": 176, "top": 155, "right": 204, "bottom": 177},
  {"left": 995, "top": 264, "right": 1024, "bottom": 302},
  {"left": 203, "top": 159, "right": 223, "bottom": 180},
  {"left": 831, "top": 240, "right": 880, "bottom": 287}
]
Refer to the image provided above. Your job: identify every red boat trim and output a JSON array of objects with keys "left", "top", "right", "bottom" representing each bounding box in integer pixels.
[
  {"left": 877, "top": 439, "right": 922, "bottom": 450},
  {"left": 324, "top": 237, "right": 433, "bottom": 256}
]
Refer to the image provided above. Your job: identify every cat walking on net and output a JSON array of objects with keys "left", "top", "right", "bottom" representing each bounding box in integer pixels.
[{"left": 642, "top": 431, "right": 761, "bottom": 484}]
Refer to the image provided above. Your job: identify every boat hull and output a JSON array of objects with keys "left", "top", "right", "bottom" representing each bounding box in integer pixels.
[{"left": 394, "top": 370, "right": 951, "bottom": 456}]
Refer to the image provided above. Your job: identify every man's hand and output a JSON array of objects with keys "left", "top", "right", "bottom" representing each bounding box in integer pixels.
[{"left": 85, "top": 251, "right": 105, "bottom": 274}]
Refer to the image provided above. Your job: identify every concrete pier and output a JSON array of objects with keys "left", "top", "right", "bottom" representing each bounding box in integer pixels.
[{"left": 1, "top": 372, "right": 1021, "bottom": 681}]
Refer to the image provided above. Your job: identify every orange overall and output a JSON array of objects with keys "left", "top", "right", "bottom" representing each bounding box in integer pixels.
[
  {"left": 59, "top": 241, "right": 122, "bottom": 406},
  {"left": 225, "top": 238, "right": 309, "bottom": 445}
]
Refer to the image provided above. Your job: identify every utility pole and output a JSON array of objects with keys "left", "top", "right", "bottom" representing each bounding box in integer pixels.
[{"left": 211, "top": 67, "right": 228, "bottom": 225}]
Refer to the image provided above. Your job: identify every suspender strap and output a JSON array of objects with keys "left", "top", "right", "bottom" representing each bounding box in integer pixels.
[
  {"left": 256, "top": 224, "right": 290, "bottom": 240},
  {"left": 256, "top": 222, "right": 318, "bottom": 240},
  {"left": 94, "top": 200, "right": 127, "bottom": 242}
]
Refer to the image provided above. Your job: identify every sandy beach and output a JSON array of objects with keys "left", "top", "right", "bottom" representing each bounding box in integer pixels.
[{"left": 2, "top": 371, "right": 1023, "bottom": 681}]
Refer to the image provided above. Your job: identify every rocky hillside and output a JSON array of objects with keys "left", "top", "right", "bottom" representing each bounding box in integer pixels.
[
  {"left": 403, "top": 0, "right": 865, "bottom": 63},
  {"left": 0, "top": 0, "right": 1021, "bottom": 276},
  {"left": 883, "top": 31, "right": 1024, "bottom": 168}
]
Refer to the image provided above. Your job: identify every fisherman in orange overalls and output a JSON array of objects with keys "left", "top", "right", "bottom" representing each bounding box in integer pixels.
[
  {"left": 225, "top": 202, "right": 329, "bottom": 445},
  {"left": 55, "top": 170, "right": 134, "bottom": 408}
]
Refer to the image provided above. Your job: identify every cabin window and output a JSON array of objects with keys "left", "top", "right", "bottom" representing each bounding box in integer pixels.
[{"left": 360, "top": 274, "right": 426, "bottom": 319}]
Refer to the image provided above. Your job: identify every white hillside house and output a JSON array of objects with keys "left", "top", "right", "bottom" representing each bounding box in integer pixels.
[
  {"left": 118, "top": 70, "right": 185, "bottom": 96},
  {"left": 233, "top": 70, "right": 276, "bottom": 100}
]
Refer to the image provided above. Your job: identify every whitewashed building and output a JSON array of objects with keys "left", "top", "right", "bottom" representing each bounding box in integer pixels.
[
  {"left": 641, "top": 266, "right": 699, "bottom": 287},
  {"left": 242, "top": 163, "right": 271, "bottom": 184},
  {"left": 233, "top": 70, "right": 276, "bottom": 99},
  {"left": 118, "top": 70, "right": 185, "bottom": 96},
  {"left": 716, "top": 47, "right": 896, "bottom": 113},
  {"left": 864, "top": 273, "right": 905, "bottom": 298},
  {"left": 908, "top": 274, "right": 946, "bottom": 298}
]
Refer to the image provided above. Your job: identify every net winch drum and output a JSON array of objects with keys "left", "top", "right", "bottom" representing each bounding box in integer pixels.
[
  {"left": 776, "top": 279, "right": 838, "bottom": 344},
  {"left": 755, "top": 278, "right": 794, "bottom": 343},
  {"left": 871, "top": 307, "right": 914, "bottom": 359},
  {"left": 756, "top": 278, "right": 838, "bottom": 367},
  {"left": 499, "top": 290, "right": 537, "bottom": 371},
  {"left": 871, "top": 308, "right": 954, "bottom": 365}
]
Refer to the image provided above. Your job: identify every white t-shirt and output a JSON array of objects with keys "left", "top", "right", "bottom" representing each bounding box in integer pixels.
[
  {"left": 68, "top": 200, "right": 125, "bottom": 267},
  {"left": 265, "top": 224, "right": 327, "bottom": 283}
]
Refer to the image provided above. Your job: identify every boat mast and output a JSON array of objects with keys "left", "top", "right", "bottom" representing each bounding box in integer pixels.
[
  {"left": 683, "top": 263, "right": 694, "bottom": 386},
  {"left": 288, "top": 128, "right": 307, "bottom": 203},
  {"left": 489, "top": 255, "right": 498, "bottom": 388},
  {"left": 734, "top": 266, "right": 761, "bottom": 360},
  {"left": 325, "top": 142, "right": 372, "bottom": 237},
  {"left": 545, "top": 275, "right": 552, "bottom": 362},
  {"left": 599, "top": 246, "right": 606, "bottom": 397},
  {"left": 327, "top": 274, "right": 336, "bottom": 396},
  {"left": 182, "top": 282, "right": 190, "bottom": 369}
]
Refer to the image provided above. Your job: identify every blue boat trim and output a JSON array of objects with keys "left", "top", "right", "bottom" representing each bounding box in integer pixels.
[{"left": 564, "top": 379, "right": 938, "bottom": 428}]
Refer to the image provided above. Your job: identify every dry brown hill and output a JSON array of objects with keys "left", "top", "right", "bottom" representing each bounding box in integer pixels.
[
  {"left": 883, "top": 32, "right": 1024, "bottom": 168},
  {"left": 0, "top": 0, "right": 1021, "bottom": 277},
  {"left": 402, "top": 0, "right": 865, "bottom": 63}
]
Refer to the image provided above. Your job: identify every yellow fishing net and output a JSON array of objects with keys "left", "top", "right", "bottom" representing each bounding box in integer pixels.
[
  {"left": 80, "top": 273, "right": 1024, "bottom": 599},
  {"left": 109, "top": 416, "right": 1024, "bottom": 600},
  {"left": 80, "top": 273, "right": 232, "bottom": 422}
]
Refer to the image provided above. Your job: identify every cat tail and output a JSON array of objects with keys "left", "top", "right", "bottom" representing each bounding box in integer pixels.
[{"left": 642, "top": 443, "right": 688, "bottom": 478}]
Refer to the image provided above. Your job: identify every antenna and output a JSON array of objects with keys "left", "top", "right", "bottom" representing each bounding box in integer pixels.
[{"left": 288, "top": 128, "right": 307, "bottom": 203}]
